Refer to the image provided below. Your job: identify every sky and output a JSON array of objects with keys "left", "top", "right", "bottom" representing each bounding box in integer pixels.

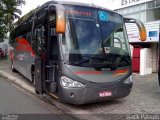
[
  {"left": 19, "top": 0, "right": 152, "bottom": 17},
  {"left": 19, "top": 0, "right": 116, "bottom": 17}
]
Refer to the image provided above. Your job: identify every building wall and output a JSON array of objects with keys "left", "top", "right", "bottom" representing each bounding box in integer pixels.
[
  {"left": 115, "top": 0, "right": 160, "bottom": 23},
  {"left": 126, "top": 21, "right": 160, "bottom": 43},
  {"left": 115, "top": 3, "right": 147, "bottom": 23},
  {"left": 112, "top": 0, "right": 160, "bottom": 74}
]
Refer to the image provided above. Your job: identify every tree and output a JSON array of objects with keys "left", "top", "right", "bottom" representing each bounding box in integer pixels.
[{"left": 0, "top": 0, "right": 25, "bottom": 40}]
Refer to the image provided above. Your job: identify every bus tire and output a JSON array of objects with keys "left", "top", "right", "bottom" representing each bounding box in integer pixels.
[
  {"left": 11, "top": 60, "right": 17, "bottom": 72},
  {"left": 35, "top": 89, "right": 40, "bottom": 94},
  {"left": 31, "top": 71, "right": 35, "bottom": 86}
]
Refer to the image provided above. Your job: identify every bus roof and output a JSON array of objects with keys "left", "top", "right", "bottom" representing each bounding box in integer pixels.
[
  {"left": 14, "top": 8, "right": 38, "bottom": 26},
  {"left": 14, "top": 0, "right": 119, "bottom": 28},
  {"left": 42, "top": 0, "right": 113, "bottom": 13}
]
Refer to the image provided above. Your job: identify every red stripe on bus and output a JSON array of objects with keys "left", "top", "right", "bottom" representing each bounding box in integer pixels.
[
  {"left": 15, "top": 37, "right": 35, "bottom": 56},
  {"left": 113, "top": 69, "right": 129, "bottom": 77}
]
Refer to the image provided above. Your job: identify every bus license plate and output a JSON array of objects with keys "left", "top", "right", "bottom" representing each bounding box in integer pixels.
[{"left": 99, "top": 91, "right": 112, "bottom": 97}]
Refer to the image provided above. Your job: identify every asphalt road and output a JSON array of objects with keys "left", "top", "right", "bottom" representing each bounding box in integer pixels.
[
  {"left": 0, "top": 76, "right": 52, "bottom": 113},
  {"left": 0, "top": 76, "right": 77, "bottom": 120}
]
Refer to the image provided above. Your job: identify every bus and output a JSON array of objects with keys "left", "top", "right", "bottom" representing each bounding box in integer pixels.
[
  {"left": 156, "top": 30, "right": 160, "bottom": 86},
  {"left": 9, "top": 1, "right": 146, "bottom": 105}
]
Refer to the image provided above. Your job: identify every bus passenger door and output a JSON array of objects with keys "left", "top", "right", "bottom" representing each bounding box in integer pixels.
[
  {"left": 34, "top": 26, "right": 47, "bottom": 94},
  {"left": 44, "top": 23, "right": 58, "bottom": 93}
]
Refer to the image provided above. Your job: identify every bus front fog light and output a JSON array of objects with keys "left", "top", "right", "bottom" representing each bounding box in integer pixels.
[
  {"left": 60, "top": 76, "right": 85, "bottom": 88},
  {"left": 124, "top": 75, "right": 133, "bottom": 84}
]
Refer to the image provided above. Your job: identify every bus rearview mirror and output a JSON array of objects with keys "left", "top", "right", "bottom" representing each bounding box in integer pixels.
[
  {"left": 124, "top": 18, "right": 146, "bottom": 41},
  {"left": 56, "top": 6, "right": 66, "bottom": 33}
]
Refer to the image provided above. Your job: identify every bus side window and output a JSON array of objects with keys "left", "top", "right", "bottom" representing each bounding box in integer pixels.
[
  {"left": 34, "top": 26, "right": 47, "bottom": 55},
  {"left": 9, "top": 38, "right": 16, "bottom": 43},
  {"left": 9, "top": 34, "right": 14, "bottom": 43},
  {"left": 26, "top": 32, "right": 31, "bottom": 44},
  {"left": 41, "top": 26, "right": 47, "bottom": 49},
  {"left": 35, "top": 28, "right": 42, "bottom": 54},
  {"left": 22, "top": 34, "right": 26, "bottom": 39}
]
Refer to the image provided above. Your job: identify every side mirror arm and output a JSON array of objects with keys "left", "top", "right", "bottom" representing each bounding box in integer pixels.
[{"left": 124, "top": 17, "right": 146, "bottom": 41}]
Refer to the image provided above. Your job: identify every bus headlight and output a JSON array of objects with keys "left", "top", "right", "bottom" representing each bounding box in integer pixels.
[
  {"left": 124, "top": 75, "right": 133, "bottom": 84},
  {"left": 60, "top": 76, "right": 85, "bottom": 88}
]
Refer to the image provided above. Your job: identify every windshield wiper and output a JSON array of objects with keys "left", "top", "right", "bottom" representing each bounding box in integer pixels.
[
  {"left": 74, "top": 53, "right": 130, "bottom": 67},
  {"left": 105, "top": 53, "right": 131, "bottom": 65},
  {"left": 74, "top": 58, "right": 90, "bottom": 65},
  {"left": 74, "top": 56, "right": 112, "bottom": 65}
]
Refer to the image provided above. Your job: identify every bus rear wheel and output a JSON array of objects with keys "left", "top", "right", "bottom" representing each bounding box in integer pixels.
[
  {"left": 11, "top": 60, "right": 17, "bottom": 72},
  {"left": 31, "top": 71, "right": 36, "bottom": 85},
  {"left": 31, "top": 71, "right": 40, "bottom": 94},
  {"left": 35, "top": 90, "right": 40, "bottom": 94}
]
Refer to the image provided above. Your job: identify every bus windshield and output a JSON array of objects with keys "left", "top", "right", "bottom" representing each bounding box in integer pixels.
[{"left": 62, "top": 6, "right": 131, "bottom": 67}]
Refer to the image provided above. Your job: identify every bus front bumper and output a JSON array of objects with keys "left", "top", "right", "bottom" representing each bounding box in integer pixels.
[{"left": 58, "top": 82, "right": 132, "bottom": 105}]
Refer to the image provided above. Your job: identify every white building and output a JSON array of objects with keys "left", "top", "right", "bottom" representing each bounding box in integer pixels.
[{"left": 106, "top": 0, "right": 160, "bottom": 75}]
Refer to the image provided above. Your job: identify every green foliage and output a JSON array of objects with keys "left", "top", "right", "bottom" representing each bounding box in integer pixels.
[
  {"left": 14, "top": 8, "right": 37, "bottom": 26},
  {"left": 0, "top": 25, "right": 7, "bottom": 39},
  {"left": 0, "top": 0, "right": 25, "bottom": 40}
]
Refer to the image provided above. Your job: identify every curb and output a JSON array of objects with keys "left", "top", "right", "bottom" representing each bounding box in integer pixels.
[
  {"left": 0, "top": 70, "right": 20, "bottom": 83},
  {"left": 0, "top": 70, "right": 34, "bottom": 92}
]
